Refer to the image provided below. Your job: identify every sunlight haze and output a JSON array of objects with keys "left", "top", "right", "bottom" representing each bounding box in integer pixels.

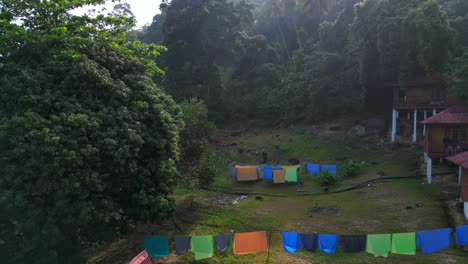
[{"left": 72, "top": 0, "right": 162, "bottom": 28}]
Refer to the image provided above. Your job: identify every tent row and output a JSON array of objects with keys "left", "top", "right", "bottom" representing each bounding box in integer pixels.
[
  {"left": 130, "top": 226, "right": 468, "bottom": 263},
  {"left": 229, "top": 163, "right": 337, "bottom": 183}
]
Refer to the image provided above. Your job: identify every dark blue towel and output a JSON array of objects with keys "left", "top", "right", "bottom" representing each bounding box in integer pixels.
[
  {"left": 282, "top": 231, "right": 300, "bottom": 254},
  {"left": 456, "top": 225, "right": 468, "bottom": 245},
  {"left": 300, "top": 234, "right": 318, "bottom": 253},
  {"left": 339, "top": 235, "right": 366, "bottom": 253},
  {"left": 214, "top": 234, "right": 232, "bottom": 253},
  {"left": 305, "top": 163, "right": 320, "bottom": 175},
  {"left": 318, "top": 234, "right": 339, "bottom": 255},
  {"left": 174, "top": 236, "right": 191, "bottom": 255},
  {"left": 416, "top": 228, "right": 451, "bottom": 254}
]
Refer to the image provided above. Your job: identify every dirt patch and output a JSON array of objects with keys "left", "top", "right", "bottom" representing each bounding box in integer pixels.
[{"left": 307, "top": 206, "right": 340, "bottom": 216}]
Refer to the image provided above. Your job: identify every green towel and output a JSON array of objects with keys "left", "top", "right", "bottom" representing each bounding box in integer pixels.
[
  {"left": 391, "top": 232, "right": 416, "bottom": 255},
  {"left": 285, "top": 167, "right": 298, "bottom": 182},
  {"left": 366, "top": 234, "right": 391, "bottom": 257},
  {"left": 144, "top": 236, "right": 169, "bottom": 257},
  {"left": 191, "top": 235, "right": 214, "bottom": 260}
]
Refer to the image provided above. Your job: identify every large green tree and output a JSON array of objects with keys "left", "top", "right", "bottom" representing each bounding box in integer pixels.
[
  {"left": 350, "top": 0, "right": 455, "bottom": 109},
  {"left": 0, "top": 1, "right": 182, "bottom": 263},
  {"left": 161, "top": 0, "right": 254, "bottom": 121}
]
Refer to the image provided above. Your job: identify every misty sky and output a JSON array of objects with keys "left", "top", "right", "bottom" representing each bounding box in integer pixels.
[{"left": 72, "top": 0, "right": 163, "bottom": 28}]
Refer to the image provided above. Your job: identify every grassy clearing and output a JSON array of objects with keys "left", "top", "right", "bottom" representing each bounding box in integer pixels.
[{"left": 90, "top": 126, "right": 468, "bottom": 263}]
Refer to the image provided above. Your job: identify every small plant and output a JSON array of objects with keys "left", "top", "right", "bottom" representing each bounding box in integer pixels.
[
  {"left": 340, "top": 160, "right": 362, "bottom": 178},
  {"left": 317, "top": 170, "right": 337, "bottom": 187}
]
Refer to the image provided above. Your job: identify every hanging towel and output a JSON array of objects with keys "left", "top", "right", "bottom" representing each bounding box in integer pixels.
[
  {"left": 305, "top": 163, "right": 320, "bottom": 175},
  {"left": 284, "top": 166, "right": 299, "bottom": 183},
  {"left": 282, "top": 231, "right": 300, "bottom": 254},
  {"left": 235, "top": 166, "right": 258, "bottom": 181},
  {"left": 391, "top": 232, "right": 416, "bottom": 255},
  {"left": 340, "top": 235, "right": 367, "bottom": 253},
  {"left": 130, "top": 250, "right": 153, "bottom": 264},
  {"left": 273, "top": 169, "right": 286, "bottom": 183},
  {"left": 229, "top": 167, "right": 237, "bottom": 181},
  {"left": 318, "top": 234, "right": 339, "bottom": 255},
  {"left": 191, "top": 235, "right": 214, "bottom": 260},
  {"left": 174, "top": 236, "right": 191, "bottom": 255},
  {"left": 322, "top": 165, "right": 337, "bottom": 176},
  {"left": 456, "top": 225, "right": 468, "bottom": 245},
  {"left": 300, "top": 234, "right": 318, "bottom": 253},
  {"left": 263, "top": 167, "right": 273, "bottom": 181},
  {"left": 233, "top": 231, "right": 268, "bottom": 255},
  {"left": 416, "top": 228, "right": 451, "bottom": 254},
  {"left": 214, "top": 234, "right": 232, "bottom": 253},
  {"left": 143, "top": 236, "right": 169, "bottom": 258},
  {"left": 366, "top": 234, "right": 391, "bottom": 257}
]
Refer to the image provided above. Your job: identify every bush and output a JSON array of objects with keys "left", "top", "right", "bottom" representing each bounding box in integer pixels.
[
  {"left": 317, "top": 170, "right": 337, "bottom": 187},
  {"left": 340, "top": 160, "right": 362, "bottom": 178}
]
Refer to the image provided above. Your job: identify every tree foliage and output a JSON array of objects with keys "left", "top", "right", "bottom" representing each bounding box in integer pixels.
[{"left": 0, "top": 1, "right": 182, "bottom": 263}]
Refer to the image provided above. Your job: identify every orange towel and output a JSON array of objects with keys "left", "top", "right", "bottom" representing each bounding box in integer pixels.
[
  {"left": 273, "top": 169, "right": 285, "bottom": 183},
  {"left": 233, "top": 231, "right": 268, "bottom": 255},
  {"left": 235, "top": 166, "right": 258, "bottom": 181}
]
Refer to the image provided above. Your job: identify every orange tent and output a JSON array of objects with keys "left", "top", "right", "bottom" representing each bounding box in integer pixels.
[
  {"left": 273, "top": 169, "right": 285, "bottom": 183},
  {"left": 235, "top": 166, "right": 259, "bottom": 181},
  {"left": 233, "top": 231, "right": 268, "bottom": 255}
]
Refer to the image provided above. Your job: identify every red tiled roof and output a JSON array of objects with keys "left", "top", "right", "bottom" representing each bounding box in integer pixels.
[
  {"left": 420, "top": 105, "right": 468, "bottom": 125},
  {"left": 447, "top": 151, "right": 468, "bottom": 169}
]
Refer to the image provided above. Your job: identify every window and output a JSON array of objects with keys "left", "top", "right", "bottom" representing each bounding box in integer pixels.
[
  {"left": 461, "top": 129, "right": 468, "bottom": 144},
  {"left": 450, "top": 128, "right": 459, "bottom": 143}
]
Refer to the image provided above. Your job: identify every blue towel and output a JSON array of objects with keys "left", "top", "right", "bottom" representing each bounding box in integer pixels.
[
  {"left": 305, "top": 163, "right": 320, "bottom": 175},
  {"left": 322, "top": 165, "right": 337, "bottom": 176},
  {"left": 318, "top": 234, "right": 339, "bottom": 255},
  {"left": 282, "top": 231, "right": 300, "bottom": 254},
  {"left": 263, "top": 167, "right": 273, "bottom": 181},
  {"left": 416, "top": 228, "right": 451, "bottom": 254},
  {"left": 456, "top": 225, "right": 468, "bottom": 245},
  {"left": 144, "top": 236, "right": 169, "bottom": 257},
  {"left": 229, "top": 167, "right": 237, "bottom": 181}
]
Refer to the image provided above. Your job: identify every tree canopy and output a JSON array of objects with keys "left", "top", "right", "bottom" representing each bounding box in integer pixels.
[{"left": 0, "top": 1, "right": 182, "bottom": 263}]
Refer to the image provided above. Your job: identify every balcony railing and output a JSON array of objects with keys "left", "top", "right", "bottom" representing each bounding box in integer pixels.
[
  {"left": 394, "top": 96, "right": 448, "bottom": 109},
  {"left": 444, "top": 144, "right": 468, "bottom": 157}
]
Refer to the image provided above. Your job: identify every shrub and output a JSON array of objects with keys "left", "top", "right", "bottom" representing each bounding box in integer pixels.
[
  {"left": 340, "top": 160, "right": 362, "bottom": 178},
  {"left": 317, "top": 170, "right": 337, "bottom": 187}
]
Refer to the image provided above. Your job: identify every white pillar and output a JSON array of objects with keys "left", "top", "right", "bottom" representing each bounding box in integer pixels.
[
  {"left": 465, "top": 202, "right": 468, "bottom": 221},
  {"left": 423, "top": 111, "right": 427, "bottom": 136},
  {"left": 413, "top": 110, "right": 417, "bottom": 143},
  {"left": 391, "top": 109, "right": 397, "bottom": 142},
  {"left": 407, "top": 112, "right": 410, "bottom": 120},
  {"left": 427, "top": 157, "right": 432, "bottom": 184},
  {"left": 433, "top": 109, "right": 436, "bottom": 115},
  {"left": 459, "top": 166, "right": 462, "bottom": 185}
]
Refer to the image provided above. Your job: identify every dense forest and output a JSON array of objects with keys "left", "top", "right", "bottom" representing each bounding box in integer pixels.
[
  {"left": 133, "top": 0, "right": 468, "bottom": 124},
  {"left": 1, "top": 0, "right": 468, "bottom": 263}
]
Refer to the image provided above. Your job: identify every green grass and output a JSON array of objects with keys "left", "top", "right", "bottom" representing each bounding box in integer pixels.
[
  {"left": 91, "top": 128, "right": 468, "bottom": 263},
  {"left": 164, "top": 129, "right": 465, "bottom": 263}
]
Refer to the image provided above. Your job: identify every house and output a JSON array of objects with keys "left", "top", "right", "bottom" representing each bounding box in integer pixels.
[
  {"left": 390, "top": 77, "right": 456, "bottom": 143},
  {"left": 446, "top": 151, "right": 468, "bottom": 221},
  {"left": 420, "top": 104, "right": 468, "bottom": 184}
]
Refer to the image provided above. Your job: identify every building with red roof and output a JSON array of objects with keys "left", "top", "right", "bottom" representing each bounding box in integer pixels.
[
  {"left": 447, "top": 151, "right": 468, "bottom": 221},
  {"left": 419, "top": 103, "right": 468, "bottom": 186},
  {"left": 421, "top": 104, "right": 468, "bottom": 160}
]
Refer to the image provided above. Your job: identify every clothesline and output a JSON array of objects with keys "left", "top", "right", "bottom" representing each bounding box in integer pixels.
[{"left": 131, "top": 226, "right": 468, "bottom": 264}]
